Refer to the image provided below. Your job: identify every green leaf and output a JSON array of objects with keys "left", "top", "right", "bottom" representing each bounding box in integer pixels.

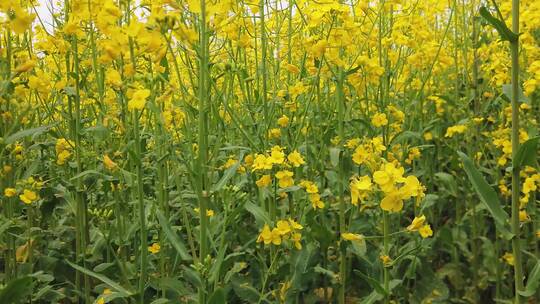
[
  {"left": 458, "top": 151, "right": 513, "bottom": 240},
  {"left": 70, "top": 170, "right": 112, "bottom": 182},
  {"left": 0, "top": 276, "right": 34, "bottom": 304},
  {"left": 155, "top": 209, "right": 192, "bottom": 261},
  {"left": 4, "top": 125, "right": 51, "bottom": 144},
  {"left": 66, "top": 261, "right": 133, "bottom": 296},
  {"left": 211, "top": 151, "right": 244, "bottom": 192},
  {"left": 244, "top": 201, "right": 271, "bottom": 224},
  {"left": 434, "top": 172, "right": 458, "bottom": 197},
  {"left": 502, "top": 84, "right": 529, "bottom": 104},
  {"left": 208, "top": 288, "right": 226, "bottom": 304},
  {"left": 518, "top": 258, "right": 540, "bottom": 297},
  {"left": 513, "top": 137, "right": 539, "bottom": 169},
  {"left": 479, "top": 7, "right": 518, "bottom": 42},
  {"left": 354, "top": 270, "right": 388, "bottom": 296},
  {"left": 329, "top": 147, "right": 340, "bottom": 168}
]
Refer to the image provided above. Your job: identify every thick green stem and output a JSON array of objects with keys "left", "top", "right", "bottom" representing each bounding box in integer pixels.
[
  {"left": 510, "top": 0, "right": 524, "bottom": 302},
  {"left": 197, "top": 0, "right": 210, "bottom": 302}
]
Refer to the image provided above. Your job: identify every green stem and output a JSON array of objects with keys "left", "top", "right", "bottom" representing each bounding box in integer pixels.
[
  {"left": 197, "top": 0, "right": 211, "bottom": 302},
  {"left": 510, "top": 0, "right": 524, "bottom": 302},
  {"left": 133, "top": 112, "right": 147, "bottom": 304}
]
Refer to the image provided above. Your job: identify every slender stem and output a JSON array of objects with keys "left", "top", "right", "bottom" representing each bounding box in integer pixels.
[
  {"left": 510, "top": 0, "right": 524, "bottom": 302},
  {"left": 336, "top": 59, "right": 346, "bottom": 304},
  {"left": 134, "top": 112, "right": 147, "bottom": 304}
]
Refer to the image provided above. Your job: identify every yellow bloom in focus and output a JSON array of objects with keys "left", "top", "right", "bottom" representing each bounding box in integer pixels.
[
  {"left": 128, "top": 89, "right": 151, "bottom": 111},
  {"left": 350, "top": 175, "right": 371, "bottom": 206},
  {"left": 502, "top": 252, "right": 514, "bottom": 266},
  {"left": 257, "top": 224, "right": 281, "bottom": 245},
  {"left": 342, "top": 233, "right": 363, "bottom": 241},
  {"left": 10, "top": 7, "right": 35, "bottom": 34},
  {"left": 380, "top": 193, "right": 403, "bottom": 212},
  {"left": 4, "top": 188, "right": 17, "bottom": 197},
  {"left": 20, "top": 189, "right": 38, "bottom": 204},
  {"left": 148, "top": 243, "right": 161, "bottom": 254},
  {"left": 287, "top": 150, "right": 305, "bottom": 167},
  {"left": 371, "top": 113, "right": 388, "bottom": 128},
  {"left": 275, "top": 170, "right": 294, "bottom": 188},
  {"left": 406, "top": 215, "right": 426, "bottom": 232},
  {"left": 418, "top": 224, "right": 433, "bottom": 238},
  {"left": 103, "top": 155, "right": 118, "bottom": 171}
]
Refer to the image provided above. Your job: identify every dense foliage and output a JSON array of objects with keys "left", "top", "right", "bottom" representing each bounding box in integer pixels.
[{"left": 0, "top": 0, "right": 539, "bottom": 303}]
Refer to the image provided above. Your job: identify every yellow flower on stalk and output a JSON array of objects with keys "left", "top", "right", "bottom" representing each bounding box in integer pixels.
[
  {"left": 406, "top": 215, "right": 426, "bottom": 232},
  {"left": 519, "top": 210, "right": 530, "bottom": 222},
  {"left": 277, "top": 115, "right": 290, "bottom": 127},
  {"left": 103, "top": 155, "right": 118, "bottom": 171},
  {"left": 9, "top": 6, "right": 35, "bottom": 34},
  {"left": 418, "top": 224, "right": 433, "bottom": 238},
  {"left": 502, "top": 252, "right": 514, "bottom": 266},
  {"left": 256, "top": 175, "right": 272, "bottom": 188},
  {"left": 342, "top": 233, "right": 364, "bottom": 241},
  {"left": 350, "top": 175, "right": 371, "bottom": 206},
  {"left": 380, "top": 255, "right": 392, "bottom": 267},
  {"left": 380, "top": 192, "right": 403, "bottom": 212},
  {"left": 128, "top": 89, "right": 151, "bottom": 111},
  {"left": 444, "top": 124, "right": 467, "bottom": 138},
  {"left": 148, "top": 243, "right": 161, "bottom": 254},
  {"left": 14, "top": 60, "right": 36, "bottom": 73},
  {"left": 275, "top": 170, "right": 294, "bottom": 188},
  {"left": 287, "top": 150, "right": 305, "bottom": 167},
  {"left": 19, "top": 189, "right": 38, "bottom": 204},
  {"left": 257, "top": 224, "right": 281, "bottom": 245},
  {"left": 4, "top": 188, "right": 17, "bottom": 197},
  {"left": 371, "top": 113, "right": 388, "bottom": 128},
  {"left": 269, "top": 146, "right": 285, "bottom": 164}
]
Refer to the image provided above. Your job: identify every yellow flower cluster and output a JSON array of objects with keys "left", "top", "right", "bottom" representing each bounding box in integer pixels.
[{"left": 257, "top": 219, "right": 303, "bottom": 250}]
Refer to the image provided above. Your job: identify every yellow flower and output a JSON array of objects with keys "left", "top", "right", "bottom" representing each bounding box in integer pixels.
[
  {"left": 19, "top": 189, "right": 38, "bottom": 204},
  {"left": 14, "top": 60, "right": 36, "bottom": 73},
  {"left": 380, "top": 193, "right": 403, "bottom": 212},
  {"left": 276, "top": 220, "right": 291, "bottom": 235},
  {"left": 275, "top": 170, "right": 294, "bottom": 188},
  {"left": 277, "top": 115, "right": 289, "bottom": 127},
  {"left": 257, "top": 225, "right": 281, "bottom": 245},
  {"left": 419, "top": 224, "right": 433, "bottom": 238},
  {"left": 194, "top": 208, "right": 214, "bottom": 217},
  {"left": 519, "top": 210, "right": 530, "bottom": 222},
  {"left": 148, "top": 243, "right": 161, "bottom": 254},
  {"left": 342, "top": 233, "right": 364, "bottom": 241},
  {"left": 445, "top": 124, "right": 467, "bottom": 138},
  {"left": 502, "top": 252, "right": 514, "bottom": 266},
  {"left": 287, "top": 150, "right": 305, "bottom": 167},
  {"left": 379, "top": 255, "right": 392, "bottom": 267},
  {"left": 406, "top": 215, "right": 426, "bottom": 232},
  {"left": 103, "top": 155, "right": 118, "bottom": 171},
  {"left": 256, "top": 175, "right": 272, "bottom": 188},
  {"left": 350, "top": 175, "right": 372, "bottom": 206},
  {"left": 291, "top": 232, "right": 302, "bottom": 249},
  {"left": 269, "top": 146, "right": 285, "bottom": 164},
  {"left": 128, "top": 89, "right": 151, "bottom": 111},
  {"left": 371, "top": 113, "right": 388, "bottom": 128},
  {"left": 4, "top": 188, "right": 17, "bottom": 197}
]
